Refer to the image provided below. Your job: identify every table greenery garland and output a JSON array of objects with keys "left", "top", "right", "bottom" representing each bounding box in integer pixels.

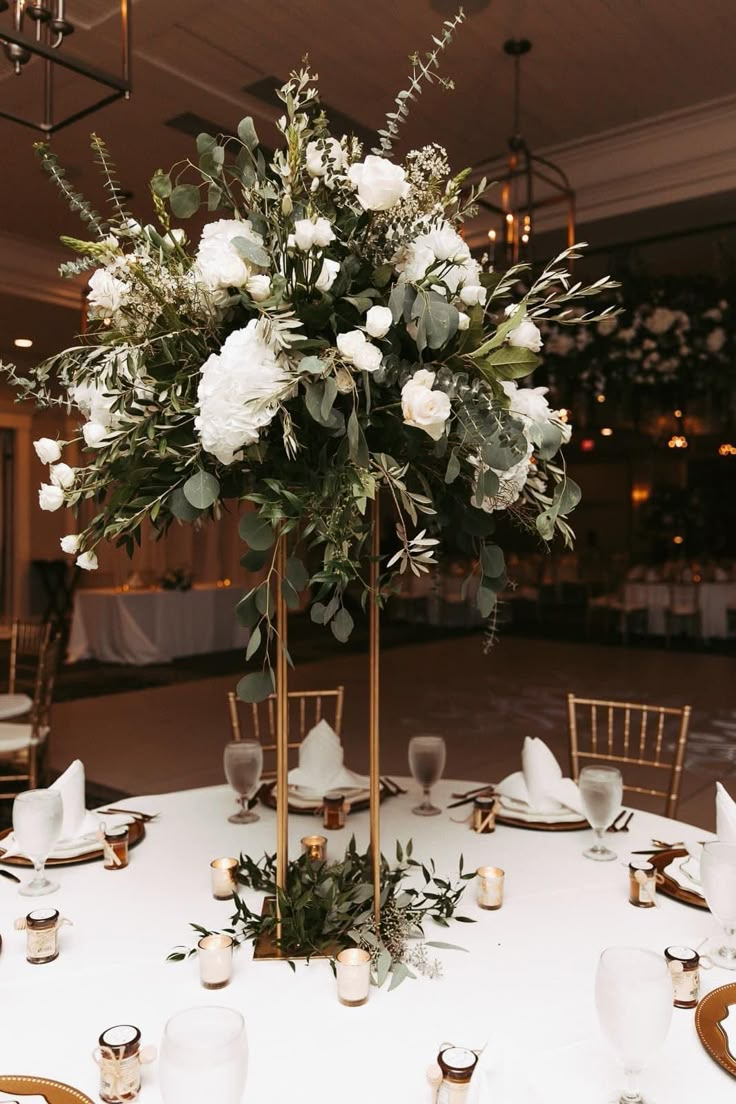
[{"left": 2, "top": 9, "right": 617, "bottom": 700}]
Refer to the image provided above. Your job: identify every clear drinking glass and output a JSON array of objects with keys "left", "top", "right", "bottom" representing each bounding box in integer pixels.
[
  {"left": 12, "top": 789, "right": 64, "bottom": 896},
  {"left": 701, "top": 841, "right": 736, "bottom": 969},
  {"left": 408, "top": 735, "right": 446, "bottom": 816},
  {"left": 159, "top": 1006, "right": 248, "bottom": 1104},
  {"left": 595, "top": 946, "right": 673, "bottom": 1103},
  {"left": 223, "top": 740, "right": 263, "bottom": 824},
  {"left": 579, "top": 765, "right": 623, "bottom": 861}
]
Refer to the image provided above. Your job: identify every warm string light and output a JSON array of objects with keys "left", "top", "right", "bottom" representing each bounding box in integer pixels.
[
  {"left": 600, "top": 427, "right": 613, "bottom": 437},
  {"left": 718, "top": 443, "right": 736, "bottom": 457},
  {"left": 557, "top": 408, "right": 569, "bottom": 423},
  {"left": 596, "top": 394, "right": 606, "bottom": 404},
  {"left": 631, "top": 484, "right": 651, "bottom": 505},
  {"left": 672, "top": 535, "right": 684, "bottom": 546},
  {"left": 667, "top": 435, "right": 688, "bottom": 449},
  {"left": 13, "top": 337, "right": 32, "bottom": 348},
  {"left": 580, "top": 438, "right": 596, "bottom": 453}
]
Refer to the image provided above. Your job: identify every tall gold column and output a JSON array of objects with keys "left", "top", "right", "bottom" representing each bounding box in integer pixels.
[
  {"left": 369, "top": 494, "right": 381, "bottom": 927},
  {"left": 274, "top": 533, "right": 289, "bottom": 942}
]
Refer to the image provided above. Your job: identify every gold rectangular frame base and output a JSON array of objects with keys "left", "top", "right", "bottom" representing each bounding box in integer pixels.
[{"left": 252, "top": 897, "right": 329, "bottom": 961}]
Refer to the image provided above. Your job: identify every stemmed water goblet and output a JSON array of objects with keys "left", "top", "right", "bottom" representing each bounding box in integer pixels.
[
  {"left": 595, "top": 946, "right": 673, "bottom": 1104},
  {"left": 12, "top": 789, "right": 64, "bottom": 896},
  {"left": 223, "top": 739, "right": 263, "bottom": 824},
  {"left": 160, "top": 1006, "right": 248, "bottom": 1104},
  {"left": 408, "top": 734, "right": 446, "bottom": 817},
  {"left": 701, "top": 841, "right": 736, "bottom": 969},
  {"left": 579, "top": 765, "right": 623, "bottom": 861}
]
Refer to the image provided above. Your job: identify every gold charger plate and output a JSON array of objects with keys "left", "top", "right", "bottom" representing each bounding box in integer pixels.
[
  {"left": 0, "top": 1076, "right": 95, "bottom": 1102},
  {"left": 0, "top": 817, "right": 145, "bottom": 867},
  {"left": 495, "top": 810, "right": 589, "bottom": 832},
  {"left": 696, "top": 983, "right": 736, "bottom": 1078},
  {"left": 649, "top": 847, "right": 708, "bottom": 910},
  {"left": 260, "top": 779, "right": 389, "bottom": 816}
]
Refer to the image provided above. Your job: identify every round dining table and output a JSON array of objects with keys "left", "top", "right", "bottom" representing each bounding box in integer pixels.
[{"left": 0, "top": 779, "right": 731, "bottom": 1103}]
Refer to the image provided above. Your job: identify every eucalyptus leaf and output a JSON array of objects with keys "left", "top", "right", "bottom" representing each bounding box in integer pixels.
[
  {"left": 150, "top": 170, "right": 172, "bottom": 199},
  {"left": 480, "top": 543, "right": 505, "bottom": 578},
  {"left": 444, "top": 448, "right": 461, "bottom": 484},
  {"left": 236, "top": 669, "right": 274, "bottom": 704},
  {"left": 477, "top": 585, "right": 496, "bottom": 618},
  {"left": 183, "top": 470, "right": 220, "bottom": 510},
  {"left": 331, "top": 607, "right": 354, "bottom": 642},
  {"left": 169, "top": 486, "right": 202, "bottom": 522},
  {"left": 169, "top": 184, "right": 201, "bottom": 219},
  {"left": 241, "top": 548, "right": 269, "bottom": 572},
  {"left": 286, "top": 556, "right": 309, "bottom": 592},
  {"left": 245, "top": 624, "right": 262, "bottom": 660},
  {"left": 239, "top": 512, "right": 275, "bottom": 551},
  {"left": 237, "top": 116, "right": 259, "bottom": 150},
  {"left": 232, "top": 235, "right": 270, "bottom": 269}
]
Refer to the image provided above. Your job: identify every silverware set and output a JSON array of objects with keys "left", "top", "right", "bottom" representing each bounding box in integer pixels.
[
  {"left": 98, "top": 807, "right": 159, "bottom": 822},
  {"left": 607, "top": 811, "right": 634, "bottom": 833}
]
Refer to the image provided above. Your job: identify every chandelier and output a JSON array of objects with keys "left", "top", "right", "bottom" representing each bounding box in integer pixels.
[
  {"left": 0, "top": 0, "right": 131, "bottom": 134},
  {"left": 483, "top": 39, "right": 576, "bottom": 268}
]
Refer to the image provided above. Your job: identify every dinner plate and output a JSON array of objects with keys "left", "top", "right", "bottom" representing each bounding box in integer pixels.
[
  {"left": 495, "top": 796, "right": 588, "bottom": 831},
  {"left": 260, "top": 780, "right": 389, "bottom": 815},
  {"left": 696, "top": 983, "right": 736, "bottom": 1078},
  {"left": 0, "top": 1076, "right": 95, "bottom": 1103},
  {"left": 649, "top": 848, "right": 707, "bottom": 909},
  {"left": 0, "top": 817, "right": 145, "bottom": 867}
]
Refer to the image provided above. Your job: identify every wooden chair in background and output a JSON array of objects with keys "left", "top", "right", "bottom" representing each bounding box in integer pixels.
[
  {"left": 0, "top": 635, "right": 61, "bottom": 798},
  {"left": 567, "top": 693, "right": 691, "bottom": 818},
  {"left": 227, "top": 686, "right": 345, "bottom": 777},
  {"left": 0, "top": 619, "right": 55, "bottom": 721}
]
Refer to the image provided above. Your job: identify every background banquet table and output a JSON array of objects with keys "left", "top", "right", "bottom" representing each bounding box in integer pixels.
[
  {"left": 0, "top": 779, "right": 731, "bottom": 1103},
  {"left": 624, "top": 581, "right": 736, "bottom": 638},
  {"left": 66, "top": 584, "right": 249, "bottom": 665}
]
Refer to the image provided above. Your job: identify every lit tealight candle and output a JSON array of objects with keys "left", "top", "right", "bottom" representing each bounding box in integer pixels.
[
  {"left": 210, "top": 857, "right": 238, "bottom": 900},
  {"left": 336, "top": 947, "right": 371, "bottom": 1007},
  {"left": 301, "top": 835, "right": 327, "bottom": 862},
  {"left": 476, "top": 865, "right": 505, "bottom": 910},
  {"left": 197, "top": 934, "right": 234, "bottom": 990}
]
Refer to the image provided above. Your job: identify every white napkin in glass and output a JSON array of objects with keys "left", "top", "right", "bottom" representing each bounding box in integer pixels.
[
  {"left": 495, "top": 737, "right": 583, "bottom": 817},
  {"left": 287, "top": 720, "right": 367, "bottom": 797},
  {"left": 716, "top": 782, "right": 736, "bottom": 843}
]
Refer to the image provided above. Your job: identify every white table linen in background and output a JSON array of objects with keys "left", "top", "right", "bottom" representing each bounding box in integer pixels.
[
  {"left": 67, "top": 584, "right": 249, "bottom": 665},
  {"left": 0, "top": 779, "right": 730, "bottom": 1103},
  {"left": 623, "top": 581, "right": 736, "bottom": 637}
]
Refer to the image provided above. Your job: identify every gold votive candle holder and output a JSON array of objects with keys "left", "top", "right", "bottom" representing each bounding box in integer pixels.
[
  {"left": 476, "top": 866, "right": 505, "bottom": 910},
  {"left": 198, "top": 933, "right": 234, "bottom": 990},
  {"left": 472, "top": 795, "right": 496, "bottom": 833},
  {"left": 301, "top": 835, "right": 327, "bottom": 862},
  {"left": 665, "top": 945, "right": 700, "bottom": 1008},
  {"left": 336, "top": 947, "right": 371, "bottom": 1006},
  {"left": 210, "top": 857, "right": 238, "bottom": 900},
  {"left": 629, "top": 860, "right": 659, "bottom": 908},
  {"left": 323, "top": 791, "right": 346, "bottom": 830}
]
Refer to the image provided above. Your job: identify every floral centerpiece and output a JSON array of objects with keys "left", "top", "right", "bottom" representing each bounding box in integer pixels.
[{"left": 3, "top": 12, "right": 616, "bottom": 700}]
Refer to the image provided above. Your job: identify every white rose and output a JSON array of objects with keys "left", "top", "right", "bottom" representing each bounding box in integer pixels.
[
  {"left": 194, "top": 218, "right": 264, "bottom": 291},
  {"left": 352, "top": 342, "right": 383, "bottom": 373},
  {"left": 83, "top": 422, "right": 112, "bottom": 449},
  {"left": 347, "top": 155, "right": 410, "bottom": 211},
  {"left": 38, "top": 483, "right": 64, "bottom": 512},
  {"left": 33, "top": 438, "right": 62, "bottom": 464},
  {"left": 502, "top": 381, "right": 552, "bottom": 425},
  {"left": 312, "top": 217, "right": 335, "bottom": 248},
  {"left": 315, "top": 258, "right": 340, "bottom": 293},
  {"left": 423, "top": 224, "right": 469, "bottom": 263},
  {"left": 246, "top": 274, "right": 272, "bottom": 302},
  {"left": 49, "top": 463, "right": 75, "bottom": 490},
  {"left": 401, "top": 372, "right": 451, "bottom": 441},
  {"left": 459, "top": 284, "right": 487, "bottom": 308},
  {"left": 77, "top": 551, "right": 98, "bottom": 571},
  {"left": 60, "top": 534, "right": 80, "bottom": 555},
  {"left": 457, "top": 311, "right": 470, "bottom": 331},
  {"left": 507, "top": 317, "right": 543, "bottom": 353},
  {"left": 163, "top": 228, "right": 186, "bottom": 250},
  {"left": 88, "top": 267, "right": 129, "bottom": 315},
  {"left": 293, "top": 217, "right": 335, "bottom": 251},
  {"left": 337, "top": 329, "right": 369, "bottom": 363},
  {"left": 365, "top": 305, "right": 393, "bottom": 339},
  {"left": 306, "top": 138, "right": 345, "bottom": 178},
  {"left": 407, "top": 368, "right": 436, "bottom": 390}
]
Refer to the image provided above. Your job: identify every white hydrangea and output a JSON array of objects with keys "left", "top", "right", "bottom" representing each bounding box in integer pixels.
[
  {"left": 394, "top": 221, "right": 481, "bottom": 295},
  {"left": 194, "top": 218, "right": 265, "bottom": 292},
  {"left": 195, "top": 320, "right": 290, "bottom": 465}
]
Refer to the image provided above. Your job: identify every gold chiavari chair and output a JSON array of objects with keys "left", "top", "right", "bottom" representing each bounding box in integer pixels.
[
  {"left": 227, "top": 686, "right": 345, "bottom": 777},
  {"left": 0, "top": 635, "right": 61, "bottom": 798},
  {"left": 567, "top": 693, "right": 691, "bottom": 818},
  {"left": 0, "top": 619, "right": 55, "bottom": 722}
]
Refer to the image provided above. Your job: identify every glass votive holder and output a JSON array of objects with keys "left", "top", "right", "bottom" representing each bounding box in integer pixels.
[
  {"left": 629, "top": 860, "right": 659, "bottom": 908},
  {"left": 103, "top": 825, "right": 130, "bottom": 870},
  {"left": 476, "top": 866, "right": 505, "bottom": 911},
  {"left": 323, "top": 791, "right": 346, "bottom": 831},
  {"left": 301, "top": 835, "right": 327, "bottom": 862},
  {"left": 211, "top": 857, "right": 238, "bottom": 900},
  {"left": 472, "top": 796, "right": 496, "bottom": 833},
  {"left": 665, "top": 945, "right": 700, "bottom": 1008},
  {"left": 93, "top": 1024, "right": 156, "bottom": 1103},
  {"left": 336, "top": 947, "right": 371, "bottom": 1007},
  {"left": 198, "top": 934, "right": 234, "bottom": 990}
]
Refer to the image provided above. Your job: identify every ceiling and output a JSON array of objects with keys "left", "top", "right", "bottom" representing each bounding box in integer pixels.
[{"left": 0, "top": 0, "right": 735, "bottom": 317}]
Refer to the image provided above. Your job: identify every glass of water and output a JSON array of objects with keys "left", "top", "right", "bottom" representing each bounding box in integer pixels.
[
  {"left": 223, "top": 740, "right": 263, "bottom": 824},
  {"left": 12, "top": 789, "right": 64, "bottom": 896},
  {"left": 595, "top": 946, "right": 672, "bottom": 1103},
  {"left": 160, "top": 1006, "right": 248, "bottom": 1104},
  {"left": 579, "top": 765, "right": 623, "bottom": 861},
  {"left": 408, "top": 735, "right": 446, "bottom": 817},
  {"left": 701, "top": 841, "right": 736, "bottom": 969}
]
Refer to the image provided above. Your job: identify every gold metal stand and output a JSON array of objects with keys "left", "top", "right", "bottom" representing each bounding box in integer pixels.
[
  {"left": 274, "top": 534, "right": 289, "bottom": 941},
  {"left": 369, "top": 494, "right": 381, "bottom": 927}
]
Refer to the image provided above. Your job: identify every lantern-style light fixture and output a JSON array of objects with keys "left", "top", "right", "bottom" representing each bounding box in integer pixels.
[{"left": 0, "top": 0, "right": 131, "bottom": 134}]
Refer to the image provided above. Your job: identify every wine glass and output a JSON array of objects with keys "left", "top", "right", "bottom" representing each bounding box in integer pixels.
[
  {"left": 701, "top": 841, "right": 736, "bottom": 969},
  {"left": 408, "top": 735, "right": 446, "bottom": 816},
  {"left": 223, "top": 740, "right": 263, "bottom": 824},
  {"left": 579, "top": 765, "right": 623, "bottom": 861},
  {"left": 12, "top": 789, "right": 64, "bottom": 896},
  {"left": 160, "top": 1006, "right": 248, "bottom": 1104},
  {"left": 595, "top": 946, "right": 673, "bottom": 1103}
]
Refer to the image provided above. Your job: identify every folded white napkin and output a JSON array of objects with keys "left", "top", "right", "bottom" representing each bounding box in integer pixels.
[
  {"left": 287, "top": 720, "right": 367, "bottom": 796},
  {"left": 50, "top": 758, "right": 100, "bottom": 840},
  {"left": 716, "top": 782, "right": 736, "bottom": 843},
  {"left": 663, "top": 854, "right": 703, "bottom": 896},
  {"left": 495, "top": 737, "right": 583, "bottom": 817}
]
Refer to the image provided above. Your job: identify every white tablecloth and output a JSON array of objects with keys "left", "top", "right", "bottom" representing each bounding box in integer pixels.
[
  {"left": 624, "top": 581, "right": 736, "bottom": 638},
  {"left": 67, "top": 585, "right": 249, "bottom": 665},
  {"left": 0, "top": 779, "right": 731, "bottom": 1102}
]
